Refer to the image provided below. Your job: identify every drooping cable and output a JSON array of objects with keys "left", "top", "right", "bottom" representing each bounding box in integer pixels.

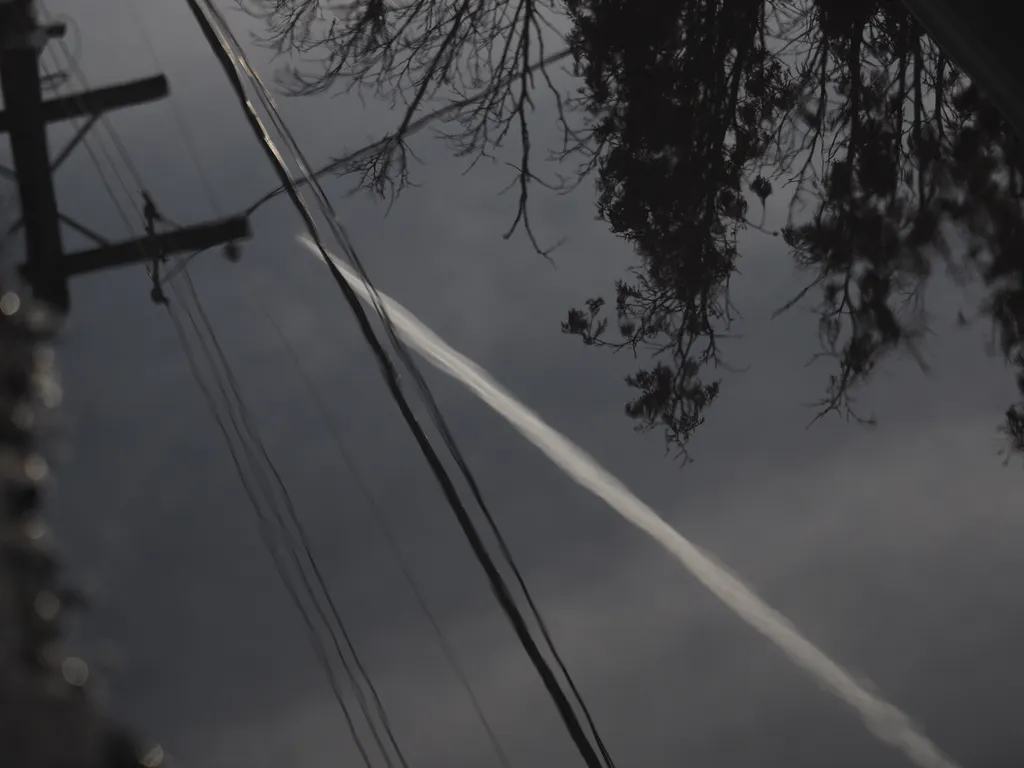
[
  {"left": 162, "top": 285, "right": 378, "bottom": 768},
  {"left": 31, "top": 55, "right": 138, "bottom": 239},
  {"left": 35, "top": 17, "right": 396, "bottom": 762},
  {"left": 121, "top": 0, "right": 223, "bottom": 215},
  {"left": 191, "top": 6, "right": 616, "bottom": 766},
  {"left": 37, "top": 1, "right": 148, "bottom": 196},
  {"left": 161, "top": 55, "right": 577, "bottom": 280},
  {"left": 198, "top": 9, "right": 615, "bottom": 768},
  {"left": 127, "top": 26, "right": 408, "bottom": 750},
  {"left": 69, "top": 144, "right": 386, "bottom": 765},
  {"left": 203, "top": 23, "right": 612, "bottom": 766},
  {"left": 185, "top": 3, "right": 613, "bottom": 766},
  {"left": 261, "top": 305, "right": 514, "bottom": 768},
  {"left": 175, "top": 266, "right": 411, "bottom": 768}
]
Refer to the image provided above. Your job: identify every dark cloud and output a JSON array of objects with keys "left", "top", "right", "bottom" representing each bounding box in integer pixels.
[{"left": 24, "top": 1, "right": 1024, "bottom": 767}]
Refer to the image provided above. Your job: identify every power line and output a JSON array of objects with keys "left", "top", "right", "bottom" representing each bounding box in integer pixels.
[
  {"left": 261, "top": 305, "right": 514, "bottom": 768},
  {"left": 201, "top": 10, "right": 611, "bottom": 766},
  {"left": 41, "top": 81, "right": 134, "bottom": 236},
  {"left": 31, "top": 52, "right": 138, "bottom": 238},
  {"left": 35, "top": 1, "right": 149, "bottom": 264},
  {"left": 184, "top": 4, "right": 614, "bottom": 766},
  {"left": 167, "top": 273, "right": 408, "bottom": 767},
  {"left": 162, "top": 286, "right": 378, "bottom": 768},
  {"left": 198, "top": 9, "right": 616, "bottom": 767},
  {"left": 35, "top": 15, "right": 400, "bottom": 762},
  {"left": 121, "top": 0, "right": 223, "bottom": 215},
  {"left": 198, "top": 29, "right": 609, "bottom": 763},
  {"left": 37, "top": 1, "right": 147, "bottom": 195},
  {"left": 175, "top": 266, "right": 411, "bottom": 768}
]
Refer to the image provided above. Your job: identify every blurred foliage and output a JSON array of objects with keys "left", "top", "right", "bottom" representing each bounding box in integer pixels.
[
  {"left": 243, "top": 0, "right": 1024, "bottom": 462},
  {"left": 0, "top": 280, "right": 158, "bottom": 766},
  {"left": 562, "top": 0, "right": 1024, "bottom": 459}
]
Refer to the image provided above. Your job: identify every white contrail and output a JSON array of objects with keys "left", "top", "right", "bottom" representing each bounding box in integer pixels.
[{"left": 300, "top": 236, "right": 960, "bottom": 768}]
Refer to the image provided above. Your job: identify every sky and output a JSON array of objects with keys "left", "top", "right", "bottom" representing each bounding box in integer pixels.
[{"left": 7, "top": 0, "right": 1024, "bottom": 766}]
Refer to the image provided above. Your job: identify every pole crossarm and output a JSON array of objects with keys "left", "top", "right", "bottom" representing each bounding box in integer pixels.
[
  {"left": 56, "top": 215, "right": 250, "bottom": 277},
  {"left": 0, "top": 0, "right": 245, "bottom": 312},
  {"left": 0, "top": 75, "right": 169, "bottom": 132}
]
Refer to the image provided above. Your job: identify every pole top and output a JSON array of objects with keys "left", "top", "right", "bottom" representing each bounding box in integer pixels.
[{"left": 0, "top": 1, "right": 62, "bottom": 52}]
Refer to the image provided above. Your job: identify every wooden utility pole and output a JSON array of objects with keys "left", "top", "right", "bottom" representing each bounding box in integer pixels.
[{"left": 0, "top": 0, "right": 249, "bottom": 312}]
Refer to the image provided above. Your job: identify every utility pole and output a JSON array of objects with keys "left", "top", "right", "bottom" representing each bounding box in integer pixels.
[{"left": 0, "top": 0, "right": 249, "bottom": 313}]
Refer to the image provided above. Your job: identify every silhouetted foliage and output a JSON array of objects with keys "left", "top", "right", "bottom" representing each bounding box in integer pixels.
[
  {"left": 243, "top": 0, "right": 1024, "bottom": 462},
  {"left": 561, "top": 0, "right": 1024, "bottom": 459},
  {"left": 239, "top": 0, "right": 575, "bottom": 253},
  {"left": 0, "top": 278, "right": 161, "bottom": 766}
]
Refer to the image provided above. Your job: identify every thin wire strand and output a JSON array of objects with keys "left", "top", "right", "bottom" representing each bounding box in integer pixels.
[
  {"left": 168, "top": 271, "right": 389, "bottom": 767},
  {"left": 43, "top": 0, "right": 222, "bottom": 291},
  {"left": 163, "top": 288, "right": 377, "bottom": 768},
  {"left": 176, "top": 266, "right": 408, "bottom": 768},
  {"left": 185, "top": 4, "right": 612, "bottom": 766},
  {"left": 261, "top": 304, "right": 515, "bottom": 768},
  {"left": 198, "top": 9, "right": 615, "bottom": 767},
  {"left": 123, "top": 0, "right": 224, "bottom": 214},
  {"left": 34, "top": 55, "right": 140, "bottom": 236},
  {"left": 38, "top": 0, "right": 148, "bottom": 194},
  {"left": 37, "top": 13, "right": 387, "bottom": 762}
]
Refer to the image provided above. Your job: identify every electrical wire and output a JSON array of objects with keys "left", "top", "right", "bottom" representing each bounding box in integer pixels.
[
  {"left": 261, "top": 305, "right": 514, "bottom": 768},
  {"left": 42, "top": 0, "right": 216, "bottom": 290},
  {"left": 201, "top": 7, "right": 609, "bottom": 763},
  {"left": 184, "top": 3, "right": 614, "bottom": 766},
  {"left": 159, "top": 30, "right": 517, "bottom": 747},
  {"left": 62, "top": 120, "right": 386, "bottom": 766},
  {"left": 35, "top": 5, "right": 145, "bottom": 243},
  {"left": 162, "top": 286, "right": 377, "bottom": 768},
  {"left": 199, "top": 27, "right": 609, "bottom": 765},
  {"left": 43, "top": 2, "right": 609, "bottom": 762},
  {"left": 170, "top": 275, "right": 396, "bottom": 767},
  {"left": 122, "top": 0, "right": 223, "bottom": 214},
  {"left": 153, "top": 97, "right": 405, "bottom": 765},
  {"left": 35, "top": 15, "right": 398, "bottom": 763},
  {"left": 167, "top": 258, "right": 398, "bottom": 768},
  {"left": 37, "top": 1, "right": 148, "bottom": 196},
  {"left": 36, "top": 54, "right": 383, "bottom": 768},
  {"left": 31, "top": 55, "right": 138, "bottom": 239},
  {"left": 155, "top": 43, "right": 468, "bottom": 747},
  {"left": 202, "top": 10, "right": 616, "bottom": 768},
  {"left": 175, "top": 266, "right": 410, "bottom": 768}
]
